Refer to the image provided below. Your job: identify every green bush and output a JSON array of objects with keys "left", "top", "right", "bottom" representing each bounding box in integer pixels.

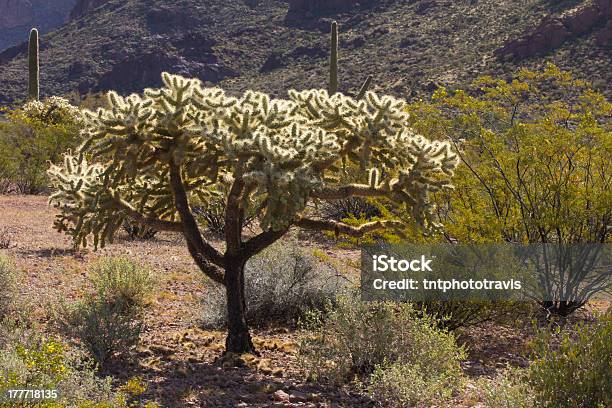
[
  {"left": 300, "top": 295, "right": 466, "bottom": 406},
  {"left": 0, "top": 97, "right": 83, "bottom": 194},
  {"left": 528, "top": 313, "right": 612, "bottom": 408},
  {"left": 199, "top": 242, "right": 348, "bottom": 328},
  {"left": 475, "top": 367, "right": 534, "bottom": 408},
  {"left": 0, "top": 254, "right": 17, "bottom": 320},
  {"left": 58, "top": 298, "right": 143, "bottom": 365},
  {"left": 57, "top": 258, "right": 153, "bottom": 364},
  {"left": 0, "top": 320, "right": 120, "bottom": 407},
  {"left": 89, "top": 257, "right": 154, "bottom": 310}
]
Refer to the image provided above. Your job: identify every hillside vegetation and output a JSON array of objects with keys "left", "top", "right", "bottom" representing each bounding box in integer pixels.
[{"left": 0, "top": 0, "right": 610, "bottom": 105}]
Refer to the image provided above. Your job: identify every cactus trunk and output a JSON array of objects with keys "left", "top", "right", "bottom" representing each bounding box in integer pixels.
[
  {"left": 28, "top": 28, "right": 40, "bottom": 101},
  {"left": 224, "top": 258, "right": 256, "bottom": 354}
]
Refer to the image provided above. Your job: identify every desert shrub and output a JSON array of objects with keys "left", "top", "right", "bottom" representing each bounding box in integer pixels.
[
  {"left": 0, "top": 228, "right": 13, "bottom": 249},
  {"left": 89, "top": 257, "right": 154, "bottom": 310},
  {"left": 319, "top": 197, "right": 381, "bottom": 221},
  {"left": 57, "top": 258, "right": 153, "bottom": 364},
  {"left": 0, "top": 320, "right": 121, "bottom": 407},
  {"left": 122, "top": 220, "right": 158, "bottom": 240},
  {"left": 193, "top": 193, "right": 257, "bottom": 237},
  {"left": 199, "top": 242, "right": 349, "bottom": 328},
  {"left": 0, "top": 254, "right": 17, "bottom": 320},
  {"left": 0, "top": 97, "right": 83, "bottom": 194},
  {"left": 58, "top": 298, "right": 143, "bottom": 365},
  {"left": 0, "top": 326, "right": 157, "bottom": 407},
  {"left": 407, "top": 66, "right": 611, "bottom": 316},
  {"left": 475, "top": 367, "right": 534, "bottom": 408},
  {"left": 300, "top": 295, "right": 466, "bottom": 406},
  {"left": 528, "top": 313, "right": 612, "bottom": 408}
]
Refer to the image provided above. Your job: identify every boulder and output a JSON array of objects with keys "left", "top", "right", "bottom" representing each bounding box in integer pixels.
[
  {"left": 563, "top": 5, "right": 600, "bottom": 35},
  {"left": 496, "top": 2, "right": 610, "bottom": 60}
]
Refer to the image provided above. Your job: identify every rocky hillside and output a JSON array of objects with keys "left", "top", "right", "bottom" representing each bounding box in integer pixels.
[
  {"left": 69, "top": 0, "right": 110, "bottom": 20},
  {"left": 0, "top": 0, "right": 76, "bottom": 52},
  {"left": 0, "top": 0, "right": 609, "bottom": 105}
]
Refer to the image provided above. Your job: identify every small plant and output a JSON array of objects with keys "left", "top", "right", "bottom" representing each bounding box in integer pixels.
[
  {"left": 122, "top": 220, "right": 158, "bottom": 240},
  {"left": 200, "top": 241, "right": 348, "bottom": 328},
  {"left": 300, "top": 295, "right": 466, "bottom": 406},
  {"left": 414, "top": 300, "right": 526, "bottom": 331},
  {"left": 0, "top": 228, "right": 13, "bottom": 249},
  {"left": 0, "top": 254, "right": 17, "bottom": 320},
  {"left": 528, "top": 313, "right": 612, "bottom": 408},
  {"left": 368, "top": 360, "right": 460, "bottom": 408},
  {"left": 57, "top": 258, "right": 153, "bottom": 364},
  {"left": 58, "top": 297, "right": 143, "bottom": 365}
]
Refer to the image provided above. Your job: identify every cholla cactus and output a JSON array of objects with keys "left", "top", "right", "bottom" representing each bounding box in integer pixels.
[
  {"left": 22, "top": 96, "right": 84, "bottom": 125},
  {"left": 48, "top": 73, "right": 459, "bottom": 353}
]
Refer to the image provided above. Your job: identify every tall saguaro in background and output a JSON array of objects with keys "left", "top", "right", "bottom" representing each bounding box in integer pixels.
[
  {"left": 328, "top": 21, "right": 373, "bottom": 99},
  {"left": 329, "top": 21, "right": 339, "bottom": 95},
  {"left": 28, "top": 28, "right": 40, "bottom": 101}
]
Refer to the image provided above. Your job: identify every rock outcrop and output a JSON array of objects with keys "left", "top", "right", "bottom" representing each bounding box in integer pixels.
[
  {"left": 69, "top": 0, "right": 109, "bottom": 20},
  {"left": 496, "top": 0, "right": 611, "bottom": 60},
  {"left": 0, "top": 0, "right": 34, "bottom": 29}
]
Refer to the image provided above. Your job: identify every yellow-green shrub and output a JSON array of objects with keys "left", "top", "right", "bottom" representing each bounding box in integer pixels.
[
  {"left": 528, "top": 313, "right": 612, "bottom": 408},
  {"left": 57, "top": 258, "right": 153, "bottom": 364},
  {"left": 0, "top": 97, "right": 83, "bottom": 194},
  {"left": 300, "top": 295, "right": 466, "bottom": 406}
]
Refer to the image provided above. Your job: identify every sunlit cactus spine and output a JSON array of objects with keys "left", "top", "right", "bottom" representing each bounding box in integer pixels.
[{"left": 28, "top": 28, "right": 40, "bottom": 101}]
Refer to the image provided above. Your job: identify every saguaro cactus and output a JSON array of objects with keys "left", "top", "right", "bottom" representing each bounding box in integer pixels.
[
  {"left": 28, "top": 28, "right": 40, "bottom": 101},
  {"left": 328, "top": 21, "right": 373, "bottom": 98},
  {"left": 329, "top": 21, "right": 339, "bottom": 95}
]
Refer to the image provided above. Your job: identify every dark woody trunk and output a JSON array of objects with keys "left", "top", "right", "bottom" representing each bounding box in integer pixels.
[{"left": 224, "top": 257, "right": 256, "bottom": 354}]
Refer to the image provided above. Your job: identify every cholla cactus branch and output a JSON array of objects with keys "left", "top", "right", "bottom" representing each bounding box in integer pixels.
[
  {"left": 49, "top": 73, "right": 458, "bottom": 248},
  {"left": 295, "top": 217, "right": 404, "bottom": 237},
  {"left": 113, "top": 196, "right": 183, "bottom": 232},
  {"left": 169, "top": 162, "right": 225, "bottom": 268}
]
